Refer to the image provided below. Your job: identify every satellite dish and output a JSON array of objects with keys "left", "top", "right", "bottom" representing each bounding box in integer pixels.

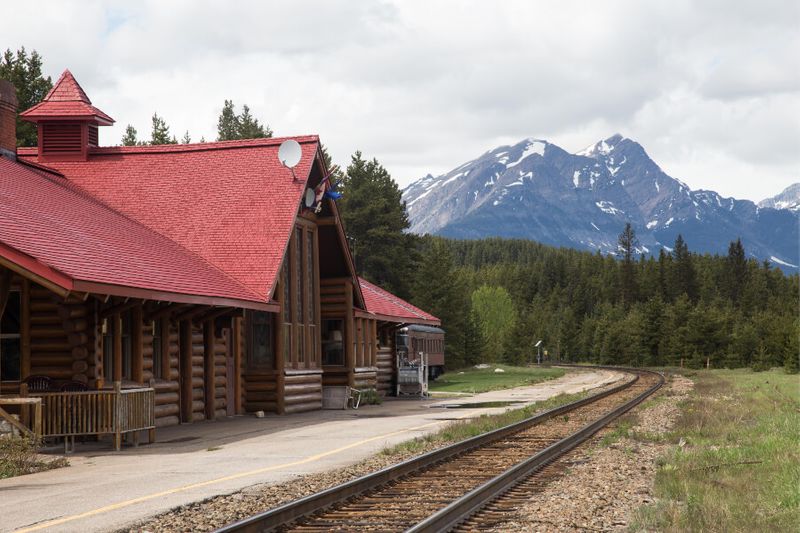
[
  {"left": 304, "top": 188, "right": 315, "bottom": 208},
  {"left": 278, "top": 139, "right": 302, "bottom": 169}
]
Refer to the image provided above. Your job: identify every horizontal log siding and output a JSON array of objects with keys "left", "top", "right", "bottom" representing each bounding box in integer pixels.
[
  {"left": 283, "top": 370, "right": 322, "bottom": 414},
  {"left": 376, "top": 346, "right": 394, "bottom": 396}
]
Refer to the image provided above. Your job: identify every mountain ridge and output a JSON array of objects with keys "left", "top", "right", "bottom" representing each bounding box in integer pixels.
[{"left": 402, "top": 135, "right": 799, "bottom": 270}]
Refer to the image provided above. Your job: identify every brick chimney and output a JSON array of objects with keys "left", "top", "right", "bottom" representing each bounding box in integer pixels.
[{"left": 0, "top": 79, "right": 17, "bottom": 160}]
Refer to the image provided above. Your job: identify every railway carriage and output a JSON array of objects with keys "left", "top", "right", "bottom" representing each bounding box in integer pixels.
[{"left": 396, "top": 325, "right": 446, "bottom": 379}]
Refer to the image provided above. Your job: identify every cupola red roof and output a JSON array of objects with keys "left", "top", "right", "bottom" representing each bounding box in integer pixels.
[{"left": 20, "top": 70, "right": 114, "bottom": 125}]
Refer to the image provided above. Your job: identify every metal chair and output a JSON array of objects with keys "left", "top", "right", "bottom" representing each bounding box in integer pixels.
[
  {"left": 23, "top": 375, "right": 53, "bottom": 393},
  {"left": 60, "top": 381, "right": 89, "bottom": 392},
  {"left": 348, "top": 387, "right": 362, "bottom": 410}
]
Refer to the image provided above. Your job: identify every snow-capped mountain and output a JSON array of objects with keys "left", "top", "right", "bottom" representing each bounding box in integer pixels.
[
  {"left": 759, "top": 183, "right": 800, "bottom": 212},
  {"left": 403, "top": 134, "right": 799, "bottom": 270}
]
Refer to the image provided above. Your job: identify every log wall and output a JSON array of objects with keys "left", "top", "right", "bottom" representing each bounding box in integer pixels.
[
  {"left": 213, "top": 330, "right": 228, "bottom": 419},
  {"left": 242, "top": 372, "right": 278, "bottom": 413},
  {"left": 283, "top": 369, "right": 322, "bottom": 414},
  {"left": 190, "top": 325, "right": 205, "bottom": 421},
  {"left": 149, "top": 322, "right": 180, "bottom": 427},
  {"left": 376, "top": 346, "right": 394, "bottom": 396},
  {"left": 353, "top": 368, "right": 377, "bottom": 390}
]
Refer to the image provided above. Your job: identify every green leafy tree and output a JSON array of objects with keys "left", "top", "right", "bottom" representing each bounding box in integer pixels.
[
  {"left": 121, "top": 124, "right": 139, "bottom": 146},
  {"left": 150, "top": 113, "right": 177, "bottom": 145},
  {"left": 0, "top": 47, "right": 53, "bottom": 146},
  {"left": 470, "top": 285, "right": 517, "bottom": 362},
  {"left": 339, "top": 151, "right": 414, "bottom": 297}
]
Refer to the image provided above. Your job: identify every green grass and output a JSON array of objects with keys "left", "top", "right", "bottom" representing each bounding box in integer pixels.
[
  {"left": 430, "top": 365, "right": 565, "bottom": 394},
  {"left": 383, "top": 390, "right": 589, "bottom": 456},
  {"left": 632, "top": 369, "right": 800, "bottom": 532}
]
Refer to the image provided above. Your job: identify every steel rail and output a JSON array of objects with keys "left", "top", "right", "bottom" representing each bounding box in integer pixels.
[
  {"left": 407, "top": 368, "right": 664, "bottom": 532},
  {"left": 213, "top": 366, "right": 646, "bottom": 533}
]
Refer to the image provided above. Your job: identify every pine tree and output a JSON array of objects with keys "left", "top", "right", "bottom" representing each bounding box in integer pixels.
[
  {"left": 217, "top": 100, "right": 239, "bottom": 141},
  {"left": 216, "top": 100, "right": 272, "bottom": 140},
  {"left": 238, "top": 105, "right": 272, "bottom": 139},
  {"left": 617, "top": 222, "right": 639, "bottom": 306},
  {"left": 671, "top": 234, "right": 697, "bottom": 300},
  {"left": 0, "top": 47, "right": 53, "bottom": 147},
  {"left": 150, "top": 113, "right": 177, "bottom": 145},
  {"left": 411, "top": 239, "right": 468, "bottom": 368},
  {"left": 181, "top": 130, "right": 191, "bottom": 144},
  {"left": 339, "top": 151, "right": 414, "bottom": 297},
  {"left": 725, "top": 238, "right": 748, "bottom": 303},
  {"left": 463, "top": 309, "right": 487, "bottom": 366},
  {"left": 121, "top": 124, "right": 139, "bottom": 146}
]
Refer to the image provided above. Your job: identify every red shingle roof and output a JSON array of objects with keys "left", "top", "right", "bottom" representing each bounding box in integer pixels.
[
  {"left": 18, "top": 136, "right": 320, "bottom": 303},
  {"left": 359, "top": 277, "right": 440, "bottom": 325},
  {"left": 19, "top": 70, "right": 114, "bottom": 124},
  {"left": 0, "top": 157, "right": 266, "bottom": 307}
]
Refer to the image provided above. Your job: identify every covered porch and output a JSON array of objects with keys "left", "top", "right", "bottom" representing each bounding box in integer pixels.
[{"left": 0, "top": 260, "right": 250, "bottom": 450}]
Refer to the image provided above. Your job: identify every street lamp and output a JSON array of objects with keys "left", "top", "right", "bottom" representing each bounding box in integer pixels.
[{"left": 535, "top": 340, "right": 543, "bottom": 365}]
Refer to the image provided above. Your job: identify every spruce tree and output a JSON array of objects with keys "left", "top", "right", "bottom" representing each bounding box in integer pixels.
[
  {"left": 216, "top": 100, "right": 272, "bottom": 140},
  {"left": 238, "top": 105, "right": 272, "bottom": 138},
  {"left": 150, "top": 113, "right": 177, "bottom": 145},
  {"left": 726, "top": 238, "right": 748, "bottom": 303},
  {"left": 671, "top": 234, "right": 697, "bottom": 300},
  {"left": 121, "top": 125, "right": 139, "bottom": 146},
  {"left": 339, "top": 151, "right": 414, "bottom": 297},
  {"left": 0, "top": 47, "right": 53, "bottom": 147},
  {"left": 217, "top": 100, "right": 239, "bottom": 141},
  {"left": 617, "top": 222, "right": 639, "bottom": 306},
  {"left": 411, "top": 239, "right": 468, "bottom": 368},
  {"left": 181, "top": 130, "right": 191, "bottom": 144}
]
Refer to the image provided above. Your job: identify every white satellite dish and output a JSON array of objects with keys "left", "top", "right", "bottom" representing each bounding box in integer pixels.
[
  {"left": 278, "top": 139, "right": 302, "bottom": 169},
  {"left": 304, "top": 188, "right": 315, "bottom": 208}
]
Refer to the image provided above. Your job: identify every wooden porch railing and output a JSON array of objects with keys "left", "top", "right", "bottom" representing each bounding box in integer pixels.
[{"left": 33, "top": 383, "right": 156, "bottom": 451}]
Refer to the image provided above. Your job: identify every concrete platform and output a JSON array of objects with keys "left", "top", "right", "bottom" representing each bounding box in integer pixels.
[{"left": 0, "top": 368, "right": 622, "bottom": 533}]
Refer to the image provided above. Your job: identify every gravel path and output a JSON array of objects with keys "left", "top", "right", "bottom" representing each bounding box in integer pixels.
[{"left": 487, "top": 373, "right": 693, "bottom": 532}]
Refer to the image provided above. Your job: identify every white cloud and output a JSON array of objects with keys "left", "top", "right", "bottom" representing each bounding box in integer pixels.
[{"left": 2, "top": 0, "right": 798, "bottom": 201}]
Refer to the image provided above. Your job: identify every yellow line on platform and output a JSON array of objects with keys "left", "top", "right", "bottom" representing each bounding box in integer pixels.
[{"left": 15, "top": 421, "right": 442, "bottom": 532}]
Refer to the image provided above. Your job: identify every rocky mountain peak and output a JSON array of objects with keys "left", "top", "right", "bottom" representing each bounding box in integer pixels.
[{"left": 401, "top": 136, "right": 799, "bottom": 270}]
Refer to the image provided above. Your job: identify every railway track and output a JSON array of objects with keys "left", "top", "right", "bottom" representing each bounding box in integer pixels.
[{"left": 215, "top": 367, "right": 663, "bottom": 533}]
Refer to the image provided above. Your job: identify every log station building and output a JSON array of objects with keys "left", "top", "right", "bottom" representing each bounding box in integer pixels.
[{"left": 0, "top": 70, "right": 440, "bottom": 446}]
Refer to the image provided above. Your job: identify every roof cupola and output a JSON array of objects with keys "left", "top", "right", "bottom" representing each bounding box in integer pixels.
[{"left": 19, "top": 69, "right": 114, "bottom": 161}]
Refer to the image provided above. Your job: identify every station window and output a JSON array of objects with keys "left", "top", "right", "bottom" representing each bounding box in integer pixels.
[
  {"left": 0, "top": 291, "right": 21, "bottom": 381},
  {"left": 248, "top": 310, "right": 274, "bottom": 368},
  {"left": 322, "top": 319, "right": 344, "bottom": 366}
]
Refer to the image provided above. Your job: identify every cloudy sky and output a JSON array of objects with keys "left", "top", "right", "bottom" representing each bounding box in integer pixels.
[{"left": 3, "top": 0, "right": 798, "bottom": 201}]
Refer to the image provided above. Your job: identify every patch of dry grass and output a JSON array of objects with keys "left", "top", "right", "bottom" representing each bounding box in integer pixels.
[
  {"left": 632, "top": 369, "right": 800, "bottom": 532},
  {"left": 0, "top": 436, "right": 68, "bottom": 479}
]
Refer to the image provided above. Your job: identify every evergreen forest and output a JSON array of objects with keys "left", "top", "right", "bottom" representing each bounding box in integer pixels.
[{"left": 4, "top": 47, "right": 798, "bottom": 374}]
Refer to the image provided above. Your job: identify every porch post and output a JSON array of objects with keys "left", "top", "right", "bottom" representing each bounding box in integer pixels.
[
  {"left": 179, "top": 320, "right": 192, "bottom": 423},
  {"left": 203, "top": 319, "right": 215, "bottom": 420},
  {"left": 132, "top": 305, "right": 143, "bottom": 384}
]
